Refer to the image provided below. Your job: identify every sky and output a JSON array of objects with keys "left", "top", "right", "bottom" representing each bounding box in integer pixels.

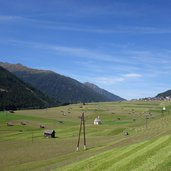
[{"left": 1, "top": 0, "right": 171, "bottom": 100}]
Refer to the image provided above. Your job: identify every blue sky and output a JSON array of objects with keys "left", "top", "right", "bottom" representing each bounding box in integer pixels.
[{"left": 1, "top": 0, "right": 171, "bottom": 99}]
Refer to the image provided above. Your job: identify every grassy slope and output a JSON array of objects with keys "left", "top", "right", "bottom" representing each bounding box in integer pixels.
[
  {"left": 59, "top": 135, "right": 171, "bottom": 171},
  {"left": 0, "top": 101, "right": 171, "bottom": 171}
]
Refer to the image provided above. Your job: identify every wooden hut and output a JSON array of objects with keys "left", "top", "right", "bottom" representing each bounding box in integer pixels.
[
  {"left": 40, "top": 124, "right": 45, "bottom": 128},
  {"left": 44, "top": 130, "right": 56, "bottom": 138},
  {"left": 123, "top": 131, "right": 129, "bottom": 136},
  {"left": 9, "top": 110, "right": 15, "bottom": 113}
]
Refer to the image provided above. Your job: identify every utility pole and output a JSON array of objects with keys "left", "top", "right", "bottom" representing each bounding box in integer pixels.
[
  {"left": 82, "top": 113, "right": 86, "bottom": 150},
  {"left": 76, "top": 115, "right": 83, "bottom": 151},
  {"left": 32, "top": 131, "right": 34, "bottom": 143},
  {"left": 76, "top": 112, "right": 86, "bottom": 151},
  {"left": 145, "top": 114, "right": 149, "bottom": 129}
]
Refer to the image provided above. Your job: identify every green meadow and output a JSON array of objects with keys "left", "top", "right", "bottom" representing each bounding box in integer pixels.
[{"left": 1, "top": 101, "right": 171, "bottom": 171}]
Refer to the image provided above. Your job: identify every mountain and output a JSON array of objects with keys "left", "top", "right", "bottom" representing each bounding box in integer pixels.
[
  {"left": 84, "top": 82, "right": 125, "bottom": 101},
  {"left": 0, "top": 66, "right": 57, "bottom": 110},
  {"left": 0, "top": 62, "right": 125, "bottom": 103},
  {"left": 156, "top": 89, "right": 171, "bottom": 98}
]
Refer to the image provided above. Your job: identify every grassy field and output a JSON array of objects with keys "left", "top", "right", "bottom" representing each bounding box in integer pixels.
[{"left": 1, "top": 101, "right": 171, "bottom": 171}]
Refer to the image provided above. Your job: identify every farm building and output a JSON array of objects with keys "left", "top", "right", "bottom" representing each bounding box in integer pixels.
[
  {"left": 40, "top": 124, "right": 45, "bottom": 128},
  {"left": 123, "top": 131, "right": 129, "bottom": 136},
  {"left": 94, "top": 116, "right": 102, "bottom": 125},
  {"left": 44, "top": 130, "right": 56, "bottom": 138},
  {"left": 9, "top": 110, "right": 15, "bottom": 113}
]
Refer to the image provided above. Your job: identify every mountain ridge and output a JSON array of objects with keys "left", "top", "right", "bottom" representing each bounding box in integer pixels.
[
  {"left": 84, "top": 82, "right": 125, "bottom": 101},
  {"left": 0, "top": 62, "right": 125, "bottom": 103},
  {"left": 156, "top": 89, "right": 171, "bottom": 98},
  {"left": 0, "top": 66, "right": 58, "bottom": 110}
]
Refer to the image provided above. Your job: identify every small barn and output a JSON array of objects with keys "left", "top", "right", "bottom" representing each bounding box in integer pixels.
[
  {"left": 40, "top": 124, "right": 45, "bottom": 128},
  {"left": 9, "top": 110, "right": 15, "bottom": 113},
  {"left": 94, "top": 116, "right": 102, "bottom": 125},
  {"left": 123, "top": 131, "right": 129, "bottom": 136},
  {"left": 44, "top": 130, "right": 56, "bottom": 138}
]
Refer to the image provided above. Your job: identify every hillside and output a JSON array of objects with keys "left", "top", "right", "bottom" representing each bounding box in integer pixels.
[
  {"left": 156, "top": 89, "right": 171, "bottom": 98},
  {"left": 0, "top": 66, "right": 57, "bottom": 110},
  {"left": 84, "top": 82, "right": 125, "bottom": 101},
  {"left": 0, "top": 62, "right": 125, "bottom": 103}
]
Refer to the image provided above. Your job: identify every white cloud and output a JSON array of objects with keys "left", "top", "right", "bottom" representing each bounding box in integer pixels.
[
  {"left": 93, "top": 73, "right": 142, "bottom": 85},
  {"left": 42, "top": 24, "right": 171, "bottom": 34},
  {"left": 5, "top": 14, "right": 170, "bottom": 35},
  {"left": 7, "top": 40, "right": 154, "bottom": 69},
  {"left": 5, "top": 39, "right": 171, "bottom": 82},
  {"left": 95, "top": 77, "right": 125, "bottom": 85},
  {"left": 123, "top": 73, "right": 142, "bottom": 78},
  {"left": 7, "top": 40, "right": 127, "bottom": 63},
  {"left": 0, "top": 15, "right": 22, "bottom": 21}
]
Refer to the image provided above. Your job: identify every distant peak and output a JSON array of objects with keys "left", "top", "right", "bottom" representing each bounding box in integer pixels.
[
  {"left": 0, "top": 62, "right": 53, "bottom": 74},
  {"left": 84, "top": 82, "right": 126, "bottom": 101},
  {"left": 16, "top": 63, "right": 23, "bottom": 66}
]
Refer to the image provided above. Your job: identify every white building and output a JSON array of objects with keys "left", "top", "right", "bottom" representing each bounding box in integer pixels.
[
  {"left": 94, "top": 116, "right": 102, "bottom": 125},
  {"left": 163, "top": 106, "right": 166, "bottom": 111}
]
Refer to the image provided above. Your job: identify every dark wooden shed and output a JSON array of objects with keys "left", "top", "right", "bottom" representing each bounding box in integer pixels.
[{"left": 44, "top": 130, "right": 55, "bottom": 138}]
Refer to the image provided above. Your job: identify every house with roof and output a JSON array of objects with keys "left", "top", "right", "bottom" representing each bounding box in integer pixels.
[
  {"left": 94, "top": 116, "right": 102, "bottom": 125},
  {"left": 44, "top": 130, "right": 56, "bottom": 138}
]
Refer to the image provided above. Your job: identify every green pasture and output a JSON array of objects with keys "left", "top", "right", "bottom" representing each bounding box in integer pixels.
[{"left": 0, "top": 101, "right": 171, "bottom": 171}]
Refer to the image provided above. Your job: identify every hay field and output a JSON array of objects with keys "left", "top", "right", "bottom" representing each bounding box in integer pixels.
[{"left": 0, "top": 101, "right": 171, "bottom": 171}]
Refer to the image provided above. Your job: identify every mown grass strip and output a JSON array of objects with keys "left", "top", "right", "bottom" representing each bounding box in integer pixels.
[
  {"left": 119, "top": 135, "right": 171, "bottom": 171},
  {"left": 59, "top": 135, "right": 170, "bottom": 171},
  {"left": 59, "top": 139, "right": 152, "bottom": 171},
  {"left": 88, "top": 136, "right": 166, "bottom": 171},
  {"left": 106, "top": 135, "right": 170, "bottom": 171},
  {"left": 132, "top": 140, "right": 171, "bottom": 171}
]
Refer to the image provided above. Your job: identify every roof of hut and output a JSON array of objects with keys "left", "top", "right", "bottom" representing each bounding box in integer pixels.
[
  {"left": 44, "top": 130, "right": 55, "bottom": 134},
  {"left": 94, "top": 116, "right": 101, "bottom": 122}
]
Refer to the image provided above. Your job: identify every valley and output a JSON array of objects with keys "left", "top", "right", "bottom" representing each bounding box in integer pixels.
[{"left": 0, "top": 101, "right": 171, "bottom": 171}]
